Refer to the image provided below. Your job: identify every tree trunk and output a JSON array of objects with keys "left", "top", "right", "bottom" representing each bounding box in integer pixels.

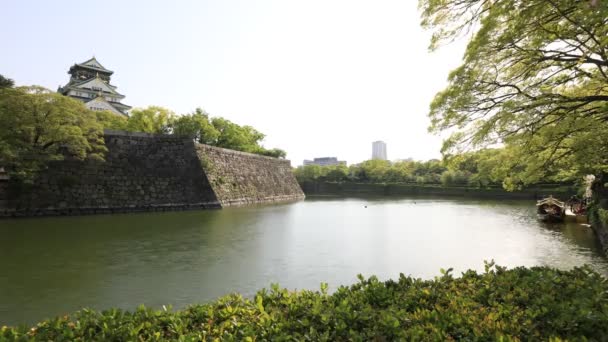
[{"left": 592, "top": 172, "right": 608, "bottom": 208}]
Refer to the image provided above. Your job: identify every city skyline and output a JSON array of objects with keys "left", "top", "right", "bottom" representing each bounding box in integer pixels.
[{"left": 303, "top": 157, "right": 346, "bottom": 167}]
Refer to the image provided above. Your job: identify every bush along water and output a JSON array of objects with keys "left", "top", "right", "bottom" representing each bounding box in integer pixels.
[{"left": 2, "top": 262, "right": 608, "bottom": 341}]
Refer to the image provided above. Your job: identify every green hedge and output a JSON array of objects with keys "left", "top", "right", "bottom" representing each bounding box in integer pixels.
[{"left": 3, "top": 263, "right": 608, "bottom": 341}]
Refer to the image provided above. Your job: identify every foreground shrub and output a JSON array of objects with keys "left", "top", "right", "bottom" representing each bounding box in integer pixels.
[{"left": 2, "top": 263, "right": 608, "bottom": 341}]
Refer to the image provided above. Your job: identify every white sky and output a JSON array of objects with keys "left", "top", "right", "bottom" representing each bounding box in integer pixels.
[{"left": 1, "top": 0, "right": 467, "bottom": 166}]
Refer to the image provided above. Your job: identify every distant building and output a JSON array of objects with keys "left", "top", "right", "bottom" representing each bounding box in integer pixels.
[
  {"left": 58, "top": 57, "right": 131, "bottom": 116},
  {"left": 372, "top": 141, "right": 387, "bottom": 160},
  {"left": 303, "top": 157, "right": 346, "bottom": 167}
]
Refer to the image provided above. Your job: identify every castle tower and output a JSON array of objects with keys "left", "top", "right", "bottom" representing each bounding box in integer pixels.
[{"left": 58, "top": 57, "right": 131, "bottom": 116}]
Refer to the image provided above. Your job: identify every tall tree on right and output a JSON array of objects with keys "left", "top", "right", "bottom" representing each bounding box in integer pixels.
[{"left": 420, "top": 0, "right": 608, "bottom": 190}]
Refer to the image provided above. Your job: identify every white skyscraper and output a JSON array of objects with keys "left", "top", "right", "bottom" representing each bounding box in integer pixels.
[{"left": 372, "top": 141, "right": 387, "bottom": 160}]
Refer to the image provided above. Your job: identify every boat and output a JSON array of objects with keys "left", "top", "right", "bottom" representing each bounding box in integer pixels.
[
  {"left": 565, "top": 196, "right": 589, "bottom": 224},
  {"left": 536, "top": 196, "right": 565, "bottom": 222}
]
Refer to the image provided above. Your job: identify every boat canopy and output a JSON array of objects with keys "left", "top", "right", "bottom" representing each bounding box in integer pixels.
[{"left": 536, "top": 196, "right": 565, "bottom": 208}]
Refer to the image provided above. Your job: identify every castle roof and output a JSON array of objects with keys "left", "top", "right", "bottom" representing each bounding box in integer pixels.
[
  {"left": 68, "top": 75, "right": 118, "bottom": 89},
  {"left": 68, "top": 76, "right": 121, "bottom": 95},
  {"left": 70, "top": 57, "right": 114, "bottom": 75}
]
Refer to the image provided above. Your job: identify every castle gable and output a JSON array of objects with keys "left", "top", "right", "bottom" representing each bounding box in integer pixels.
[
  {"left": 83, "top": 58, "right": 103, "bottom": 69},
  {"left": 71, "top": 77, "right": 119, "bottom": 95},
  {"left": 77, "top": 57, "right": 113, "bottom": 74},
  {"left": 86, "top": 97, "right": 124, "bottom": 115}
]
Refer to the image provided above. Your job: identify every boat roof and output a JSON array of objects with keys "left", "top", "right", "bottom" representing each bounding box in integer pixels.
[{"left": 536, "top": 196, "right": 565, "bottom": 207}]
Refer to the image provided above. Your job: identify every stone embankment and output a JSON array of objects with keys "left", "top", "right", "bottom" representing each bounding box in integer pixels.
[
  {"left": 0, "top": 131, "right": 304, "bottom": 217},
  {"left": 593, "top": 218, "right": 608, "bottom": 255},
  {"left": 586, "top": 205, "right": 608, "bottom": 255},
  {"left": 196, "top": 144, "right": 304, "bottom": 206}
]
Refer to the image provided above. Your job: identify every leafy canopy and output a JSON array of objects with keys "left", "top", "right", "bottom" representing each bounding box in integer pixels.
[
  {"left": 420, "top": 0, "right": 608, "bottom": 189},
  {"left": 0, "top": 86, "right": 105, "bottom": 180},
  {"left": 95, "top": 110, "right": 128, "bottom": 131},
  {"left": 0, "top": 74, "right": 15, "bottom": 89},
  {"left": 170, "top": 108, "right": 286, "bottom": 158},
  {"left": 171, "top": 108, "right": 219, "bottom": 145},
  {"left": 126, "top": 106, "right": 175, "bottom": 134}
]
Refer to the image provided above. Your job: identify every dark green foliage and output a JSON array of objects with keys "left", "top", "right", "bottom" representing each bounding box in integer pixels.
[
  {"left": 171, "top": 108, "right": 218, "bottom": 145},
  {"left": 0, "top": 74, "right": 14, "bottom": 89},
  {"left": 3, "top": 264, "right": 608, "bottom": 340}
]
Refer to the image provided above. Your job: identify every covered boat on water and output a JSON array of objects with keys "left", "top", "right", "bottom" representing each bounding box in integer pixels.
[{"left": 536, "top": 196, "right": 565, "bottom": 222}]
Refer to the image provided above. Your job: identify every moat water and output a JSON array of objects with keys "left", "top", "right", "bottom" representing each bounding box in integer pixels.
[{"left": 1, "top": 196, "right": 607, "bottom": 325}]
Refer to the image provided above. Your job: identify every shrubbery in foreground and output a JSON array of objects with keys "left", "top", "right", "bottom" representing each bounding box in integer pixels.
[{"left": 2, "top": 263, "right": 608, "bottom": 341}]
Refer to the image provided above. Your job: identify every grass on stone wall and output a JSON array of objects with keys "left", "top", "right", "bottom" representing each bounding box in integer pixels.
[
  {"left": 589, "top": 201, "right": 608, "bottom": 230},
  {"left": 2, "top": 262, "right": 608, "bottom": 341},
  {"left": 198, "top": 154, "right": 213, "bottom": 173},
  {"left": 599, "top": 208, "right": 608, "bottom": 227}
]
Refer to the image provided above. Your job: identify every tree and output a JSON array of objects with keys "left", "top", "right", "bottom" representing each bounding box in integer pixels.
[
  {"left": 126, "top": 106, "right": 175, "bottom": 134},
  {"left": 359, "top": 160, "right": 391, "bottom": 183},
  {"left": 0, "top": 74, "right": 14, "bottom": 89},
  {"left": 384, "top": 162, "right": 414, "bottom": 183},
  {"left": 172, "top": 108, "right": 220, "bottom": 144},
  {"left": 440, "top": 170, "right": 470, "bottom": 186},
  {"left": 96, "top": 110, "right": 128, "bottom": 131},
  {"left": 445, "top": 149, "right": 507, "bottom": 187},
  {"left": 211, "top": 117, "right": 266, "bottom": 152},
  {"left": 0, "top": 86, "right": 105, "bottom": 180},
  {"left": 420, "top": 0, "right": 608, "bottom": 189},
  {"left": 349, "top": 164, "right": 368, "bottom": 182},
  {"left": 294, "top": 164, "right": 323, "bottom": 183},
  {"left": 327, "top": 165, "right": 349, "bottom": 182}
]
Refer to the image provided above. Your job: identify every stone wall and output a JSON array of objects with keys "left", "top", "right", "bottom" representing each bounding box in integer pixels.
[
  {"left": 592, "top": 219, "right": 608, "bottom": 255},
  {"left": 196, "top": 144, "right": 305, "bottom": 206},
  {"left": 589, "top": 178, "right": 608, "bottom": 255},
  {"left": 1, "top": 131, "right": 304, "bottom": 217}
]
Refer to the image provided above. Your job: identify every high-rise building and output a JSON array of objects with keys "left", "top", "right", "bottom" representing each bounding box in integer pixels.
[
  {"left": 372, "top": 141, "right": 387, "bottom": 160},
  {"left": 58, "top": 57, "right": 131, "bottom": 116},
  {"left": 303, "top": 157, "right": 346, "bottom": 166}
]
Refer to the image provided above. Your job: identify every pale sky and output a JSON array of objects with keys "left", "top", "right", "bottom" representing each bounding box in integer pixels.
[{"left": 1, "top": 0, "right": 467, "bottom": 166}]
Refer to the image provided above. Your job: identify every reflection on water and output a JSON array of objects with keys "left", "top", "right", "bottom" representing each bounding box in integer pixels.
[{"left": 1, "top": 196, "right": 606, "bottom": 325}]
